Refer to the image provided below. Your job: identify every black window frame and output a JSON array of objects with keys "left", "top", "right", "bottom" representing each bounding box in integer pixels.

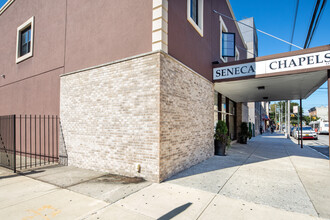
[
  {"left": 19, "top": 25, "right": 32, "bottom": 57},
  {"left": 190, "top": 0, "right": 199, "bottom": 26},
  {"left": 222, "top": 32, "right": 236, "bottom": 57}
]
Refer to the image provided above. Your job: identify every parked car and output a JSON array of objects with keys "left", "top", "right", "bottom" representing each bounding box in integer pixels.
[{"left": 294, "top": 126, "right": 318, "bottom": 140}]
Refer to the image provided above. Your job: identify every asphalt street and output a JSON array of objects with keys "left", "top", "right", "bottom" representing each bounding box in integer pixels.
[{"left": 293, "top": 134, "right": 329, "bottom": 158}]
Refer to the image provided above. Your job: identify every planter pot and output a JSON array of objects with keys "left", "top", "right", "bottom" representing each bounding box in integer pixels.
[
  {"left": 239, "top": 136, "right": 248, "bottom": 144},
  {"left": 214, "top": 140, "right": 226, "bottom": 156}
]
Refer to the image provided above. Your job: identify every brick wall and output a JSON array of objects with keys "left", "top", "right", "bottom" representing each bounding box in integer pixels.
[
  {"left": 159, "top": 53, "right": 214, "bottom": 181},
  {"left": 60, "top": 51, "right": 214, "bottom": 182},
  {"left": 60, "top": 53, "right": 161, "bottom": 181}
]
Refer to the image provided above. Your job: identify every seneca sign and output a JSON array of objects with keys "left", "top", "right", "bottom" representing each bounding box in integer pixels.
[{"left": 213, "top": 50, "right": 330, "bottom": 80}]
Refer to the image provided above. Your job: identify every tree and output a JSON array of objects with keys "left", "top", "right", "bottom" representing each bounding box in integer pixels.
[
  {"left": 304, "top": 115, "right": 320, "bottom": 126},
  {"left": 269, "top": 101, "right": 309, "bottom": 127}
]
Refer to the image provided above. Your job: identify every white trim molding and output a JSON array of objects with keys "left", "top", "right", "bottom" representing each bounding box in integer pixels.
[
  {"left": 16, "top": 16, "right": 34, "bottom": 64},
  {"left": 219, "top": 16, "right": 228, "bottom": 63},
  {"left": 187, "top": 0, "right": 204, "bottom": 37},
  {"left": 0, "top": 0, "right": 15, "bottom": 16},
  {"left": 152, "top": 0, "right": 168, "bottom": 53},
  {"left": 235, "top": 46, "right": 240, "bottom": 61}
]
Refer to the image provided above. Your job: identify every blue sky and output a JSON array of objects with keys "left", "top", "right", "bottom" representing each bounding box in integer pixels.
[
  {"left": 1, "top": 0, "right": 329, "bottom": 112},
  {"left": 0, "top": 0, "right": 6, "bottom": 8},
  {"left": 231, "top": 0, "right": 330, "bottom": 112}
]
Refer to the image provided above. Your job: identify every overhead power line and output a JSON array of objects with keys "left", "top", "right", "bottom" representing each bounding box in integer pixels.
[
  {"left": 213, "top": 10, "right": 303, "bottom": 50},
  {"left": 307, "top": 0, "right": 327, "bottom": 48},
  {"left": 289, "top": 0, "right": 300, "bottom": 51},
  {"left": 304, "top": 0, "right": 321, "bottom": 48},
  {"left": 236, "top": 45, "right": 255, "bottom": 56},
  {"left": 304, "top": 0, "right": 327, "bottom": 48}
]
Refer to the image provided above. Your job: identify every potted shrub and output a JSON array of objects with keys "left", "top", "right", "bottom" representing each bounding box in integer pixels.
[
  {"left": 238, "top": 122, "right": 251, "bottom": 144},
  {"left": 214, "top": 120, "right": 230, "bottom": 156}
]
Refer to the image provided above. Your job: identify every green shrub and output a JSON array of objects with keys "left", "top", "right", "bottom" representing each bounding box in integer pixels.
[
  {"left": 214, "top": 120, "right": 230, "bottom": 146},
  {"left": 239, "top": 122, "right": 252, "bottom": 143}
]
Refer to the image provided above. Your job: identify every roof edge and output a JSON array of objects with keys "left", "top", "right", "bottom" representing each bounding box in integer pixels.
[{"left": 0, "top": 0, "right": 15, "bottom": 16}]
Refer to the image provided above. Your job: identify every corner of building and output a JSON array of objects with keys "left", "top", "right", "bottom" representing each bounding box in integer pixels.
[
  {"left": 158, "top": 52, "right": 214, "bottom": 181},
  {"left": 59, "top": 52, "right": 163, "bottom": 182}
]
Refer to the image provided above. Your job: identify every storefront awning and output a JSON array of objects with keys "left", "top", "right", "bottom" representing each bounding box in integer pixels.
[{"left": 213, "top": 45, "right": 330, "bottom": 103}]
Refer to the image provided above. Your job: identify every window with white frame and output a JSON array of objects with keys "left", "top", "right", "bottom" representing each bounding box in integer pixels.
[
  {"left": 187, "top": 0, "right": 204, "bottom": 36},
  {"left": 16, "top": 16, "right": 34, "bottom": 63},
  {"left": 235, "top": 47, "right": 239, "bottom": 61},
  {"left": 219, "top": 16, "right": 228, "bottom": 62}
]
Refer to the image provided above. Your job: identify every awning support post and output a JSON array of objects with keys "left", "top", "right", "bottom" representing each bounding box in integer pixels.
[
  {"left": 328, "top": 70, "right": 330, "bottom": 160},
  {"left": 300, "top": 98, "right": 303, "bottom": 149},
  {"left": 287, "top": 100, "right": 290, "bottom": 139},
  {"left": 298, "top": 110, "right": 300, "bottom": 145}
]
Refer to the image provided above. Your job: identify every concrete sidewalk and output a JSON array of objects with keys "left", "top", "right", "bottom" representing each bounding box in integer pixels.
[{"left": 0, "top": 133, "right": 329, "bottom": 219}]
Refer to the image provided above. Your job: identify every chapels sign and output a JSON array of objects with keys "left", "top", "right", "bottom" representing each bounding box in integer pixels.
[{"left": 213, "top": 50, "right": 330, "bottom": 80}]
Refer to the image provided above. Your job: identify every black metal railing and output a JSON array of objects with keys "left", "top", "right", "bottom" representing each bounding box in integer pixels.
[
  {"left": 0, "top": 115, "right": 16, "bottom": 171},
  {"left": 0, "top": 115, "right": 59, "bottom": 172}
]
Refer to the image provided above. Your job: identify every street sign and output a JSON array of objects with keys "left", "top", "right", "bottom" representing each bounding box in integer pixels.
[{"left": 293, "top": 106, "right": 298, "bottom": 113}]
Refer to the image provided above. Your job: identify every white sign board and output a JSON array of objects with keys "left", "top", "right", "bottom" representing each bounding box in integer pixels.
[
  {"left": 213, "top": 50, "right": 330, "bottom": 80},
  {"left": 293, "top": 106, "right": 298, "bottom": 114}
]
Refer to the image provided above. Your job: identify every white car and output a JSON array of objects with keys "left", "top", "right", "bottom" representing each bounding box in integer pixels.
[{"left": 294, "top": 126, "right": 318, "bottom": 140}]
